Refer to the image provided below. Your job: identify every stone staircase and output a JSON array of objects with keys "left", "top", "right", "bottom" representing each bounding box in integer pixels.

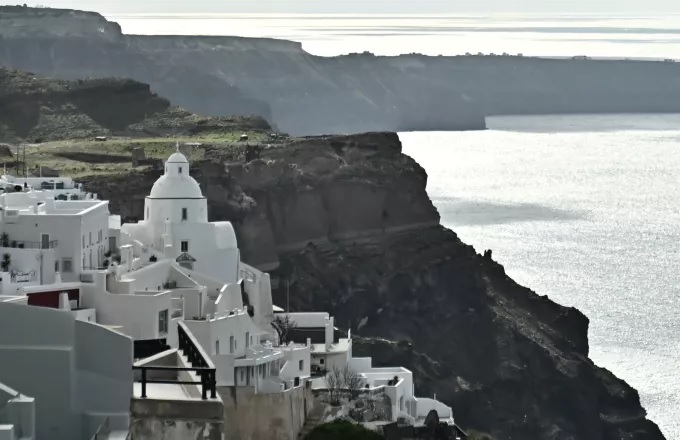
[{"left": 297, "top": 404, "right": 326, "bottom": 439}]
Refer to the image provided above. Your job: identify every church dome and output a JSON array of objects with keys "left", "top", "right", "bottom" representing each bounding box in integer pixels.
[
  {"left": 166, "top": 152, "right": 189, "bottom": 164},
  {"left": 148, "top": 150, "right": 204, "bottom": 199}
]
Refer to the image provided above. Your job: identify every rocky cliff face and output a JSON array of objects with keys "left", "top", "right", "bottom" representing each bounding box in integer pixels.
[
  {"left": 5, "top": 7, "right": 680, "bottom": 136},
  {"left": 80, "top": 132, "right": 666, "bottom": 440},
  {"left": 0, "top": 68, "right": 271, "bottom": 141}
]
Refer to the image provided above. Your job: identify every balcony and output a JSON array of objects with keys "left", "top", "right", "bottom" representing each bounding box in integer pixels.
[{"left": 0, "top": 239, "right": 58, "bottom": 250}]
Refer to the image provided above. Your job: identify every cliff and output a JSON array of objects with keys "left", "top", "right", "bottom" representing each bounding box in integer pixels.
[
  {"left": 8, "top": 7, "right": 680, "bottom": 136},
  {"left": 77, "top": 132, "right": 666, "bottom": 439},
  {"left": 0, "top": 63, "right": 664, "bottom": 438},
  {"left": 0, "top": 68, "right": 271, "bottom": 142}
]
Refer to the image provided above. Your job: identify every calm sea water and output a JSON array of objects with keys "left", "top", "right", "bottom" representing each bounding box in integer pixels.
[
  {"left": 109, "top": 13, "right": 679, "bottom": 437},
  {"left": 401, "top": 115, "right": 680, "bottom": 439}
]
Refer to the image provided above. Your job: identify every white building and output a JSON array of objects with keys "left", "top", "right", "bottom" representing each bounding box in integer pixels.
[
  {"left": 122, "top": 149, "right": 240, "bottom": 284},
  {"left": 0, "top": 174, "right": 96, "bottom": 201},
  {"left": 283, "top": 311, "right": 456, "bottom": 426},
  {"left": 0, "top": 301, "right": 133, "bottom": 440},
  {"left": 0, "top": 149, "right": 456, "bottom": 437}
]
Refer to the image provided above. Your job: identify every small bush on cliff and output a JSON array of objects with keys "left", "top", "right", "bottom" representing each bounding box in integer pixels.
[
  {"left": 304, "top": 421, "right": 383, "bottom": 440},
  {"left": 467, "top": 430, "right": 496, "bottom": 440}
]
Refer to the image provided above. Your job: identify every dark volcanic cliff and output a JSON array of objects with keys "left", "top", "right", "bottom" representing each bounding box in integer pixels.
[
  {"left": 80, "top": 132, "right": 666, "bottom": 440},
  {"left": 6, "top": 7, "right": 680, "bottom": 136},
  {"left": 0, "top": 68, "right": 271, "bottom": 142}
]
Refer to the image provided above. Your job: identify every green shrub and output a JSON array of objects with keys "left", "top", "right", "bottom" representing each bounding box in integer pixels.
[
  {"left": 467, "top": 429, "right": 496, "bottom": 440},
  {"left": 304, "top": 421, "right": 384, "bottom": 440}
]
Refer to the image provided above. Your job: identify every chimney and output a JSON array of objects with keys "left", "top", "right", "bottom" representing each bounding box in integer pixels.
[{"left": 58, "top": 292, "right": 71, "bottom": 311}]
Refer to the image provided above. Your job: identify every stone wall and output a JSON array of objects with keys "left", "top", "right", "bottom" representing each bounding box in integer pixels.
[
  {"left": 130, "top": 398, "right": 224, "bottom": 440},
  {"left": 218, "top": 385, "right": 316, "bottom": 440}
]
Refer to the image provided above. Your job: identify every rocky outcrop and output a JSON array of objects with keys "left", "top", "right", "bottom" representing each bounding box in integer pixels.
[
  {"left": 0, "top": 68, "right": 271, "bottom": 141},
  {"left": 79, "top": 131, "right": 665, "bottom": 439}
]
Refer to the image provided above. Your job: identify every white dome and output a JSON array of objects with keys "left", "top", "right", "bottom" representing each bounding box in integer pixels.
[
  {"left": 148, "top": 151, "right": 204, "bottom": 199},
  {"left": 148, "top": 174, "right": 204, "bottom": 199},
  {"left": 166, "top": 152, "right": 189, "bottom": 164}
]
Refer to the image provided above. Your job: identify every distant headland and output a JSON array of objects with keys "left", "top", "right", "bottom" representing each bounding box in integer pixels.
[{"left": 3, "top": 6, "right": 680, "bottom": 135}]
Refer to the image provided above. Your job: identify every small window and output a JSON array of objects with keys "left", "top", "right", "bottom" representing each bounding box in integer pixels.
[
  {"left": 98, "top": 230, "right": 102, "bottom": 243},
  {"left": 63, "top": 258, "right": 73, "bottom": 273},
  {"left": 299, "top": 360, "right": 304, "bottom": 371},
  {"left": 246, "top": 331, "right": 250, "bottom": 348},
  {"left": 215, "top": 340, "right": 220, "bottom": 355},
  {"left": 230, "top": 336, "right": 235, "bottom": 354},
  {"left": 178, "top": 166, "right": 183, "bottom": 174},
  {"left": 89, "top": 232, "right": 92, "bottom": 245},
  {"left": 181, "top": 208, "right": 188, "bottom": 221},
  {"left": 158, "top": 309, "right": 168, "bottom": 334},
  {"left": 181, "top": 241, "right": 189, "bottom": 252},
  {"left": 54, "top": 260, "right": 60, "bottom": 272},
  {"left": 82, "top": 235, "right": 85, "bottom": 248},
  {"left": 320, "top": 358, "right": 325, "bottom": 365}
]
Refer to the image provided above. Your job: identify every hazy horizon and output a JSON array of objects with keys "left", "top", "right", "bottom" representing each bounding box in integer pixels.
[{"left": 12, "top": 0, "right": 680, "bottom": 14}]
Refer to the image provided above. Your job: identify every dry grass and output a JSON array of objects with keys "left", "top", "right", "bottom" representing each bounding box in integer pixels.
[{"left": 3, "top": 132, "right": 270, "bottom": 177}]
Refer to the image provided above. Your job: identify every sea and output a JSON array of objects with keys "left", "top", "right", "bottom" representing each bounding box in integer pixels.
[{"left": 110, "top": 13, "right": 680, "bottom": 438}]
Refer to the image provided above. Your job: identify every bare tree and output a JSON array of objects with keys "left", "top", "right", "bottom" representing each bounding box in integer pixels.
[
  {"left": 270, "top": 314, "right": 297, "bottom": 345},
  {"left": 342, "top": 365, "right": 363, "bottom": 401},
  {"left": 324, "top": 366, "right": 343, "bottom": 406}
]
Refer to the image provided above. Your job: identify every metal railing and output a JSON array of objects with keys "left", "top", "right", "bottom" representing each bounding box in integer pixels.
[
  {"left": 132, "top": 322, "right": 217, "bottom": 400},
  {"left": 90, "top": 416, "right": 110, "bottom": 440},
  {"left": 0, "top": 239, "right": 58, "bottom": 249}
]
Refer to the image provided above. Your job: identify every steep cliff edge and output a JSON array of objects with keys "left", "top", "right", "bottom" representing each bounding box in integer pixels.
[
  {"left": 0, "top": 66, "right": 662, "bottom": 439},
  {"left": 78, "top": 132, "right": 665, "bottom": 439},
  {"left": 9, "top": 7, "right": 680, "bottom": 136},
  {"left": 0, "top": 68, "right": 271, "bottom": 142}
]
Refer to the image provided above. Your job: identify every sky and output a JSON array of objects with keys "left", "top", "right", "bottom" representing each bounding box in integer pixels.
[{"left": 16, "top": 0, "right": 680, "bottom": 14}]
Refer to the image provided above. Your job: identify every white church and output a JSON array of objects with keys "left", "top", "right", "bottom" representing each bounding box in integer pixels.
[
  {"left": 122, "top": 149, "right": 240, "bottom": 283},
  {"left": 0, "top": 148, "right": 456, "bottom": 440}
]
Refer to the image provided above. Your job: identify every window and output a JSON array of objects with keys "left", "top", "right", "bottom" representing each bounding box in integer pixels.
[
  {"left": 181, "top": 208, "right": 188, "bottom": 221},
  {"left": 230, "top": 336, "right": 234, "bottom": 354},
  {"left": 299, "top": 360, "right": 304, "bottom": 371},
  {"left": 215, "top": 340, "right": 220, "bottom": 355},
  {"left": 98, "top": 230, "right": 102, "bottom": 243},
  {"left": 63, "top": 258, "right": 73, "bottom": 273},
  {"left": 181, "top": 241, "right": 189, "bottom": 252},
  {"left": 54, "top": 260, "right": 59, "bottom": 272},
  {"left": 178, "top": 166, "right": 183, "bottom": 174},
  {"left": 89, "top": 232, "right": 92, "bottom": 245},
  {"left": 320, "top": 358, "right": 325, "bottom": 365},
  {"left": 245, "top": 331, "right": 250, "bottom": 348},
  {"left": 82, "top": 235, "right": 85, "bottom": 248},
  {"left": 158, "top": 309, "right": 168, "bottom": 334}
]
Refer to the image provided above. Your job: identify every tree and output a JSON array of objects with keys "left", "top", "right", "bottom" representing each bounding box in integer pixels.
[
  {"left": 342, "top": 365, "right": 363, "bottom": 401},
  {"left": 271, "top": 314, "right": 297, "bottom": 345},
  {"left": 1, "top": 253, "right": 11, "bottom": 272},
  {"left": 324, "top": 366, "right": 343, "bottom": 406},
  {"left": 304, "top": 421, "right": 383, "bottom": 440}
]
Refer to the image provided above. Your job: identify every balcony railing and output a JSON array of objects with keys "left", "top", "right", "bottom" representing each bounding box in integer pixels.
[
  {"left": 0, "top": 239, "right": 58, "bottom": 250},
  {"left": 132, "top": 322, "right": 217, "bottom": 400}
]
